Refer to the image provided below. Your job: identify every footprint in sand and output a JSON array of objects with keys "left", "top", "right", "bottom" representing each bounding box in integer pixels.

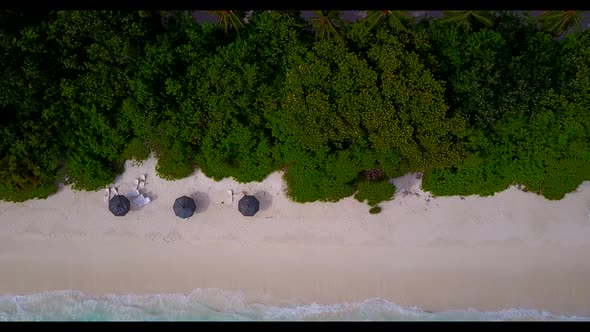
[
  {"left": 50, "top": 220, "right": 88, "bottom": 238},
  {"left": 428, "top": 238, "right": 464, "bottom": 248},
  {"left": 18, "top": 222, "right": 43, "bottom": 236},
  {"left": 105, "top": 228, "right": 138, "bottom": 239},
  {"left": 145, "top": 232, "right": 163, "bottom": 242},
  {"left": 219, "top": 233, "right": 238, "bottom": 241},
  {"left": 122, "top": 230, "right": 139, "bottom": 239},
  {"left": 163, "top": 228, "right": 183, "bottom": 243}
]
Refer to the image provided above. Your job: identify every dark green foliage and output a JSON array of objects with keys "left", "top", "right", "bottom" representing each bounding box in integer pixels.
[
  {"left": 369, "top": 206, "right": 382, "bottom": 214},
  {"left": 46, "top": 11, "right": 157, "bottom": 191},
  {"left": 64, "top": 152, "right": 123, "bottom": 191},
  {"left": 1, "top": 10, "right": 588, "bottom": 207},
  {"left": 423, "top": 18, "right": 590, "bottom": 200},
  {"left": 0, "top": 155, "right": 54, "bottom": 201},
  {"left": 0, "top": 11, "right": 61, "bottom": 201},
  {"left": 431, "top": 12, "right": 559, "bottom": 132},
  {"left": 120, "top": 137, "right": 150, "bottom": 164},
  {"left": 283, "top": 145, "right": 377, "bottom": 203},
  {"left": 354, "top": 180, "right": 396, "bottom": 206},
  {"left": 423, "top": 93, "right": 590, "bottom": 200},
  {"left": 282, "top": 28, "right": 468, "bottom": 178},
  {"left": 154, "top": 142, "right": 196, "bottom": 181},
  {"left": 422, "top": 153, "right": 514, "bottom": 198},
  {"left": 189, "top": 14, "right": 287, "bottom": 182}
]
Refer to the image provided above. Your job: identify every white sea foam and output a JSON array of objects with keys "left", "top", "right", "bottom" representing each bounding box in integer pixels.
[{"left": 0, "top": 289, "right": 588, "bottom": 321}]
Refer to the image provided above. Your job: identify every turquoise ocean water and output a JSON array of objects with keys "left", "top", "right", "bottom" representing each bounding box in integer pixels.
[{"left": 0, "top": 289, "right": 588, "bottom": 321}]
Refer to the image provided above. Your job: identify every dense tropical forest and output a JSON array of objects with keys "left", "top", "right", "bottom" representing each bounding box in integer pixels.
[{"left": 1, "top": 10, "right": 589, "bottom": 212}]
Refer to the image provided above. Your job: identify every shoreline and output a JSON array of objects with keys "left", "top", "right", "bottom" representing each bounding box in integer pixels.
[
  {"left": 3, "top": 237, "right": 590, "bottom": 316},
  {"left": 1, "top": 156, "right": 590, "bottom": 317}
]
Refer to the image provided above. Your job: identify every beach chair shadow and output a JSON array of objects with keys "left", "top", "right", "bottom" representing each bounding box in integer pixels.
[{"left": 140, "top": 190, "right": 158, "bottom": 203}]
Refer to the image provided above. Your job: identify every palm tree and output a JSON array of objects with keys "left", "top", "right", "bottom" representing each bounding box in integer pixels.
[
  {"left": 210, "top": 10, "right": 245, "bottom": 33},
  {"left": 539, "top": 10, "right": 583, "bottom": 37},
  {"left": 361, "top": 10, "right": 414, "bottom": 32},
  {"left": 441, "top": 10, "right": 493, "bottom": 33},
  {"left": 310, "top": 10, "right": 347, "bottom": 40}
]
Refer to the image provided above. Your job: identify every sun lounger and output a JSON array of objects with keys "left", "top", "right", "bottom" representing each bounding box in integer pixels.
[
  {"left": 138, "top": 174, "right": 146, "bottom": 189},
  {"left": 139, "top": 196, "right": 151, "bottom": 208},
  {"left": 127, "top": 189, "right": 140, "bottom": 199},
  {"left": 133, "top": 194, "right": 151, "bottom": 208}
]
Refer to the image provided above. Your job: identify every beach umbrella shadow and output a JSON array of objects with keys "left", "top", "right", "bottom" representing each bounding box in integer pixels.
[
  {"left": 190, "top": 191, "right": 210, "bottom": 213},
  {"left": 253, "top": 191, "right": 273, "bottom": 211}
]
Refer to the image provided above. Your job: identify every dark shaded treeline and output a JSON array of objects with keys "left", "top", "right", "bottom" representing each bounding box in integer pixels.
[{"left": 1, "top": 10, "right": 589, "bottom": 212}]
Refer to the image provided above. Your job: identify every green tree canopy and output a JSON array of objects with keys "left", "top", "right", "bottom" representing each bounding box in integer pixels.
[{"left": 282, "top": 27, "right": 468, "bottom": 176}]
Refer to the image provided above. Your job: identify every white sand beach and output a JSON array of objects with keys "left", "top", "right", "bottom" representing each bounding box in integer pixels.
[{"left": 1, "top": 156, "right": 590, "bottom": 317}]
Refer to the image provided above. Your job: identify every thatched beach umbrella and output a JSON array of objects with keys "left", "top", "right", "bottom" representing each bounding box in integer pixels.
[
  {"left": 173, "top": 195, "right": 197, "bottom": 219},
  {"left": 109, "top": 195, "right": 131, "bottom": 216},
  {"left": 238, "top": 195, "right": 259, "bottom": 216}
]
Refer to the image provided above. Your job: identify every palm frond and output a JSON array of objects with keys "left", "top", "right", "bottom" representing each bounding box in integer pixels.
[
  {"left": 539, "top": 10, "right": 582, "bottom": 36},
  {"left": 441, "top": 11, "right": 470, "bottom": 24},
  {"left": 210, "top": 10, "right": 245, "bottom": 33},
  {"left": 362, "top": 10, "right": 388, "bottom": 31},
  {"left": 361, "top": 10, "right": 412, "bottom": 32},
  {"left": 472, "top": 11, "right": 493, "bottom": 27},
  {"left": 311, "top": 11, "right": 345, "bottom": 39},
  {"left": 387, "top": 11, "right": 413, "bottom": 31},
  {"left": 228, "top": 12, "right": 245, "bottom": 30},
  {"left": 441, "top": 10, "right": 494, "bottom": 33}
]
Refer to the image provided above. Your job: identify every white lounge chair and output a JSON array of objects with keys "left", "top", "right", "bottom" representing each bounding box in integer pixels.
[
  {"left": 134, "top": 194, "right": 151, "bottom": 208},
  {"left": 139, "top": 174, "right": 146, "bottom": 189},
  {"left": 127, "top": 189, "right": 140, "bottom": 199},
  {"left": 140, "top": 196, "right": 151, "bottom": 208}
]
